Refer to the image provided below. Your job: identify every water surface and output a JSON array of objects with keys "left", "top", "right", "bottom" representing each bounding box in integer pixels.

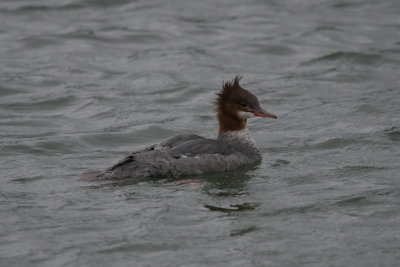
[{"left": 1, "top": 0, "right": 399, "bottom": 266}]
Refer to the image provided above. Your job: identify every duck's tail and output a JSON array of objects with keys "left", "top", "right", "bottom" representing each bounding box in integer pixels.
[{"left": 80, "top": 171, "right": 104, "bottom": 181}]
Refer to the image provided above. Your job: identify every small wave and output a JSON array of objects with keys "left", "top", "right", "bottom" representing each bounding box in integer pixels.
[
  {"left": 304, "top": 51, "right": 383, "bottom": 65},
  {"left": 1, "top": 138, "right": 86, "bottom": 155},
  {"left": 334, "top": 165, "right": 385, "bottom": 179},
  {"left": 334, "top": 195, "right": 372, "bottom": 207},
  {"left": 2, "top": 95, "right": 76, "bottom": 112},
  {"left": 314, "top": 137, "right": 358, "bottom": 150},
  {"left": 9, "top": 176, "right": 44, "bottom": 184},
  {"left": 384, "top": 127, "right": 400, "bottom": 142},
  {"left": 0, "top": 85, "right": 25, "bottom": 96},
  {"left": 262, "top": 204, "right": 322, "bottom": 217},
  {"left": 0, "top": 3, "right": 83, "bottom": 13}
]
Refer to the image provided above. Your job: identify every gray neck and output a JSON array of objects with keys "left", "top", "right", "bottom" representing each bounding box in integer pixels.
[{"left": 218, "top": 128, "right": 261, "bottom": 156}]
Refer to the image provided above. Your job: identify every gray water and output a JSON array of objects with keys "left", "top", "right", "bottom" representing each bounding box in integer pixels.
[{"left": 1, "top": 0, "right": 400, "bottom": 266}]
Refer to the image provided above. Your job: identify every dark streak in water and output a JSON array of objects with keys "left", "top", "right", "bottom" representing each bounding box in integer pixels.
[
  {"left": 385, "top": 127, "right": 400, "bottom": 141},
  {"left": 230, "top": 225, "right": 258, "bottom": 237},
  {"left": 204, "top": 202, "right": 260, "bottom": 212},
  {"left": 304, "top": 51, "right": 384, "bottom": 65}
]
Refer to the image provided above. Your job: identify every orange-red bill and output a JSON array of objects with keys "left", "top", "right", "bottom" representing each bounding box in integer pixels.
[{"left": 253, "top": 108, "right": 277, "bottom": 119}]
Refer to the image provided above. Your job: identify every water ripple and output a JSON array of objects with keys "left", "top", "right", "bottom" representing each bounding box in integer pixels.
[{"left": 1, "top": 0, "right": 399, "bottom": 266}]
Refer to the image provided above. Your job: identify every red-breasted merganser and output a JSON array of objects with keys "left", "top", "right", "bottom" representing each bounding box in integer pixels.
[{"left": 82, "top": 76, "right": 277, "bottom": 180}]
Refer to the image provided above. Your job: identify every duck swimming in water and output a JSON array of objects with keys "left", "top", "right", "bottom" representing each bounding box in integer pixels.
[{"left": 82, "top": 76, "right": 277, "bottom": 180}]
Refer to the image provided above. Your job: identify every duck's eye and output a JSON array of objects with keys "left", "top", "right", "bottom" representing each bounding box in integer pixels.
[{"left": 239, "top": 102, "right": 248, "bottom": 108}]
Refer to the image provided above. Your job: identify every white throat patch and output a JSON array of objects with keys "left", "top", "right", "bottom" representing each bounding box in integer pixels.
[{"left": 237, "top": 111, "right": 254, "bottom": 120}]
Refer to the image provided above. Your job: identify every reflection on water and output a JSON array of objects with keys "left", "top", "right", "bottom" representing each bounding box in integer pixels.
[{"left": 201, "top": 166, "right": 255, "bottom": 195}]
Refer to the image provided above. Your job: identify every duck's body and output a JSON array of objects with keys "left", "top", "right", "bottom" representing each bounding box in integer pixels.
[{"left": 83, "top": 76, "right": 276, "bottom": 181}]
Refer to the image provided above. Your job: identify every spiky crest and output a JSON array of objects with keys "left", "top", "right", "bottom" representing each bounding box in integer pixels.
[{"left": 215, "top": 75, "right": 242, "bottom": 111}]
